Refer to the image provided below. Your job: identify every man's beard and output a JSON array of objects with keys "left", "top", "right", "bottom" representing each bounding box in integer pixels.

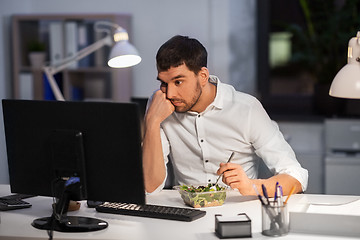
[{"left": 173, "top": 81, "right": 202, "bottom": 113}]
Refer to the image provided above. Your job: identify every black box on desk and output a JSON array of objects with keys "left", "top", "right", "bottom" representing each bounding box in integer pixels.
[{"left": 215, "top": 213, "right": 252, "bottom": 238}]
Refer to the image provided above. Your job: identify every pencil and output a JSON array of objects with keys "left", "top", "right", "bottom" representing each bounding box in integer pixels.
[{"left": 284, "top": 185, "right": 296, "bottom": 205}]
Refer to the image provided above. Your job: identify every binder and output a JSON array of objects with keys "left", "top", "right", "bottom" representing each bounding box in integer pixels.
[
  {"left": 49, "top": 22, "right": 64, "bottom": 66},
  {"left": 19, "top": 73, "right": 33, "bottom": 100},
  {"left": 77, "top": 22, "right": 94, "bottom": 67},
  {"left": 64, "top": 21, "right": 78, "bottom": 69},
  {"left": 94, "top": 30, "right": 106, "bottom": 67},
  {"left": 43, "top": 72, "right": 63, "bottom": 100}
]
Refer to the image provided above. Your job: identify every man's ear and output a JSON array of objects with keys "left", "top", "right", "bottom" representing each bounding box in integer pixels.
[{"left": 199, "top": 67, "right": 209, "bottom": 86}]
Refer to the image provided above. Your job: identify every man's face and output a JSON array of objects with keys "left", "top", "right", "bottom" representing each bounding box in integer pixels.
[{"left": 157, "top": 64, "right": 202, "bottom": 113}]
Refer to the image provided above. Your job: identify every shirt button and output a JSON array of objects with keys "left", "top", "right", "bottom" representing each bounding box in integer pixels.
[
  {"left": 208, "top": 179, "right": 211, "bottom": 182},
  {"left": 205, "top": 160, "right": 209, "bottom": 163},
  {"left": 197, "top": 115, "right": 201, "bottom": 118},
  {"left": 200, "top": 139, "right": 204, "bottom": 143}
]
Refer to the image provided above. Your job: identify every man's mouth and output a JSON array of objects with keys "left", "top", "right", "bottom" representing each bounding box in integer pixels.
[{"left": 171, "top": 100, "right": 183, "bottom": 106}]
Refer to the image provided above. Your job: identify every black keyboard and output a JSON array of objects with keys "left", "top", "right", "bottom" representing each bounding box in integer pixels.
[
  {"left": 0, "top": 198, "right": 32, "bottom": 211},
  {"left": 1, "top": 193, "right": 35, "bottom": 200},
  {"left": 96, "top": 202, "right": 206, "bottom": 222}
]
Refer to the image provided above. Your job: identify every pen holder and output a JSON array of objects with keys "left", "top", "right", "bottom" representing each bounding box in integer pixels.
[{"left": 261, "top": 202, "right": 289, "bottom": 237}]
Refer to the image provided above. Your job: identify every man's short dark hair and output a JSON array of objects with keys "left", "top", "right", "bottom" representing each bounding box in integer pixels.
[{"left": 156, "top": 35, "right": 207, "bottom": 74}]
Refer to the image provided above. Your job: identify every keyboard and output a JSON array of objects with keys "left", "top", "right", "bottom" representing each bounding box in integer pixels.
[
  {"left": 1, "top": 193, "right": 35, "bottom": 200},
  {"left": 96, "top": 202, "right": 206, "bottom": 222},
  {"left": 0, "top": 198, "right": 32, "bottom": 211}
]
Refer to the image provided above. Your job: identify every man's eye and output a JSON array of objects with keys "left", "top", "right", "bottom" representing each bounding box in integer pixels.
[{"left": 175, "top": 80, "right": 182, "bottom": 86}]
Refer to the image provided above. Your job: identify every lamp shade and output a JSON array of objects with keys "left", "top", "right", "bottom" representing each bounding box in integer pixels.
[
  {"left": 108, "top": 40, "right": 142, "bottom": 68},
  {"left": 329, "top": 64, "right": 360, "bottom": 99},
  {"left": 329, "top": 31, "right": 360, "bottom": 99}
]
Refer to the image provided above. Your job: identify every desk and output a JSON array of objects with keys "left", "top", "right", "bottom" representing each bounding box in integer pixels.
[{"left": 0, "top": 184, "right": 359, "bottom": 240}]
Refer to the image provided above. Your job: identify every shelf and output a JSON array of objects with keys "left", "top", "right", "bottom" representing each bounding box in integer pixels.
[{"left": 11, "top": 13, "right": 133, "bottom": 102}]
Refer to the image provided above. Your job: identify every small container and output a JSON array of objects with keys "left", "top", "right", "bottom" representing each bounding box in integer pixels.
[
  {"left": 261, "top": 202, "right": 289, "bottom": 237},
  {"left": 215, "top": 213, "right": 252, "bottom": 238},
  {"left": 174, "top": 185, "right": 227, "bottom": 208}
]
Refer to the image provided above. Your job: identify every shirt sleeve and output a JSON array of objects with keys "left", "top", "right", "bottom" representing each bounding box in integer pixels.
[{"left": 248, "top": 99, "right": 309, "bottom": 192}]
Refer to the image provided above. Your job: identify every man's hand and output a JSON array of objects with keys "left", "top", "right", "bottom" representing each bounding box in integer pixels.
[
  {"left": 145, "top": 90, "right": 175, "bottom": 126},
  {"left": 217, "top": 162, "right": 303, "bottom": 197},
  {"left": 217, "top": 162, "right": 255, "bottom": 195}
]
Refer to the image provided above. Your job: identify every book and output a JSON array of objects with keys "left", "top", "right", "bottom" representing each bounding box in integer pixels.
[
  {"left": 49, "top": 21, "right": 64, "bottom": 66},
  {"left": 43, "top": 72, "right": 63, "bottom": 100},
  {"left": 19, "top": 73, "right": 33, "bottom": 100},
  {"left": 64, "top": 21, "right": 78, "bottom": 69},
  {"left": 77, "top": 21, "right": 95, "bottom": 67}
]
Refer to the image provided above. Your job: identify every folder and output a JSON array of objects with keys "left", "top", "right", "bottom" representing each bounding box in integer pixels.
[
  {"left": 49, "top": 21, "right": 64, "bottom": 66},
  {"left": 64, "top": 21, "right": 78, "bottom": 69},
  {"left": 77, "top": 22, "right": 94, "bottom": 67}
]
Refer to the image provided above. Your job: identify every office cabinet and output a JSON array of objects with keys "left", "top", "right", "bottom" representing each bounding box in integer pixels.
[
  {"left": 324, "top": 119, "right": 360, "bottom": 195},
  {"left": 11, "top": 14, "right": 133, "bottom": 102},
  {"left": 278, "top": 122, "right": 325, "bottom": 194}
]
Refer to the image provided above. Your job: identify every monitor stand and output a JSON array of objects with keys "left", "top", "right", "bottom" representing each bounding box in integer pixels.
[
  {"left": 32, "top": 215, "right": 108, "bottom": 232},
  {"left": 32, "top": 178, "right": 108, "bottom": 232}
]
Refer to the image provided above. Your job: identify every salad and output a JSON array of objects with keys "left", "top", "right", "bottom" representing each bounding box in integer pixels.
[{"left": 176, "top": 183, "right": 227, "bottom": 208}]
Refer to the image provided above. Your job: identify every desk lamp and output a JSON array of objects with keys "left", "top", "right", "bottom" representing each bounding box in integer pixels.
[
  {"left": 43, "top": 21, "right": 141, "bottom": 101},
  {"left": 329, "top": 32, "right": 360, "bottom": 99}
]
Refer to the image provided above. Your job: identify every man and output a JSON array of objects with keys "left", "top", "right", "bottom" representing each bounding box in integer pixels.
[{"left": 142, "top": 35, "right": 308, "bottom": 196}]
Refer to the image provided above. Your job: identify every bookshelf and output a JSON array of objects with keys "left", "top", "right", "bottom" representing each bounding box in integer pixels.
[{"left": 11, "top": 13, "right": 133, "bottom": 102}]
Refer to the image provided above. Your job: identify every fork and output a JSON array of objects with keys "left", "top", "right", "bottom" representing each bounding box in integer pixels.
[{"left": 211, "top": 152, "right": 235, "bottom": 190}]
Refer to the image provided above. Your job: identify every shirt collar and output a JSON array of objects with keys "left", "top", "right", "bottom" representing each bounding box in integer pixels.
[{"left": 208, "top": 75, "right": 224, "bottom": 110}]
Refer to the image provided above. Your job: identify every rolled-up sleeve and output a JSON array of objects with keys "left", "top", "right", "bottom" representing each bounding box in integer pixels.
[
  {"left": 246, "top": 98, "right": 308, "bottom": 192},
  {"left": 254, "top": 125, "right": 309, "bottom": 192}
]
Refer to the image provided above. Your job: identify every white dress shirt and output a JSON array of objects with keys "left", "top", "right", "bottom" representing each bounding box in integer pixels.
[{"left": 152, "top": 75, "right": 308, "bottom": 192}]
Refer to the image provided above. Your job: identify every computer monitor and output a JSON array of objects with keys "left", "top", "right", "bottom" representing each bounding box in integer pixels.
[{"left": 2, "top": 99, "right": 145, "bottom": 232}]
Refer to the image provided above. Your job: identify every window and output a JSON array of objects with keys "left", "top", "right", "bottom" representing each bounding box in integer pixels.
[{"left": 257, "top": 0, "right": 360, "bottom": 118}]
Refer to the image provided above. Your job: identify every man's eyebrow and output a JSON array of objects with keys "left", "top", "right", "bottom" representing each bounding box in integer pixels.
[
  {"left": 157, "top": 74, "right": 185, "bottom": 82},
  {"left": 171, "top": 74, "right": 185, "bottom": 80}
]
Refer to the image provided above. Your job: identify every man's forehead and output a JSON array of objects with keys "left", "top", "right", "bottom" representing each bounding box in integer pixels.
[{"left": 157, "top": 65, "right": 191, "bottom": 81}]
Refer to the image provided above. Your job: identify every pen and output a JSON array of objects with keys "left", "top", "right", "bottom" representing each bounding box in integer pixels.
[
  {"left": 284, "top": 185, "right": 296, "bottom": 205},
  {"left": 276, "top": 185, "right": 282, "bottom": 207},
  {"left": 252, "top": 184, "right": 267, "bottom": 206},
  {"left": 279, "top": 185, "right": 284, "bottom": 206},
  {"left": 274, "top": 182, "right": 279, "bottom": 201},
  {"left": 261, "top": 184, "right": 270, "bottom": 205}
]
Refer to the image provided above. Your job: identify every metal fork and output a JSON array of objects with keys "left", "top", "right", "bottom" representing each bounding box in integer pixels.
[{"left": 211, "top": 152, "right": 235, "bottom": 190}]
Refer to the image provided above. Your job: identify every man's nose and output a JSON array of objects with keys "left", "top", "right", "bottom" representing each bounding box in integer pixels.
[{"left": 165, "top": 85, "right": 176, "bottom": 99}]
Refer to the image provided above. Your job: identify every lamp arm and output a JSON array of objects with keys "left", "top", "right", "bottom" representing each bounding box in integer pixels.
[
  {"left": 44, "top": 34, "right": 113, "bottom": 75},
  {"left": 43, "top": 67, "right": 65, "bottom": 101},
  {"left": 42, "top": 34, "right": 113, "bottom": 101}
]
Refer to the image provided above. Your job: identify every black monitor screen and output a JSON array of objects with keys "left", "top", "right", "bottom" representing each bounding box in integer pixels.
[{"left": 2, "top": 99, "right": 145, "bottom": 206}]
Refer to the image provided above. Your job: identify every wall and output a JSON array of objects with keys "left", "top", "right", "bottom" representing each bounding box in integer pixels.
[{"left": 0, "top": 0, "right": 257, "bottom": 183}]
